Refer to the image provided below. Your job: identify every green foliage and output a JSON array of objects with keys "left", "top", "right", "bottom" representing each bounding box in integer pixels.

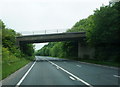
[
  {"left": 61, "top": 41, "right": 78, "bottom": 58},
  {"left": 20, "top": 44, "right": 35, "bottom": 57},
  {"left": 2, "top": 47, "right": 19, "bottom": 63},
  {"left": 88, "top": 2, "right": 120, "bottom": 62},
  {"left": 1, "top": 19, "right": 35, "bottom": 58},
  {"left": 89, "top": 5, "right": 120, "bottom": 45},
  {"left": 1, "top": 20, "right": 35, "bottom": 79},
  {"left": 36, "top": 41, "right": 78, "bottom": 59},
  {"left": 50, "top": 42, "right": 63, "bottom": 57},
  {"left": 0, "top": 20, "right": 5, "bottom": 29},
  {"left": 67, "top": 19, "right": 87, "bottom": 32},
  {"left": 2, "top": 58, "right": 30, "bottom": 79},
  {"left": 2, "top": 47, "right": 30, "bottom": 79},
  {"left": 2, "top": 28, "right": 16, "bottom": 49}
]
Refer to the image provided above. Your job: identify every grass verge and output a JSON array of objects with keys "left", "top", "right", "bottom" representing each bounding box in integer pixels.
[
  {"left": 2, "top": 58, "right": 30, "bottom": 80},
  {"left": 77, "top": 59, "right": 120, "bottom": 67}
]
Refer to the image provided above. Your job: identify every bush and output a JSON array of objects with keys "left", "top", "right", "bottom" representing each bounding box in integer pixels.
[{"left": 2, "top": 47, "right": 19, "bottom": 63}]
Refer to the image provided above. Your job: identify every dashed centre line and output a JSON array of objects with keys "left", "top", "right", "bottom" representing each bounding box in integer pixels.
[
  {"left": 76, "top": 65, "right": 81, "bottom": 67},
  {"left": 69, "top": 76, "right": 76, "bottom": 80}
]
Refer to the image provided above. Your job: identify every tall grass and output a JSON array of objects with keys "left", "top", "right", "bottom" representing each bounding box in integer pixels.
[
  {"left": 2, "top": 58, "right": 30, "bottom": 79},
  {"left": 2, "top": 47, "right": 30, "bottom": 80}
]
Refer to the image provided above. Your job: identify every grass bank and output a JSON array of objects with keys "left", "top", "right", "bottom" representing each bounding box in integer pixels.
[{"left": 2, "top": 58, "right": 30, "bottom": 80}]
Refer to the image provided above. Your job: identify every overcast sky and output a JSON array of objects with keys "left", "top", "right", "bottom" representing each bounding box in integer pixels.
[{"left": 0, "top": 0, "right": 109, "bottom": 50}]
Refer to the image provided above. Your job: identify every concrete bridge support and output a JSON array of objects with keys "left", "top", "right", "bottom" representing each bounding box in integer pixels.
[
  {"left": 78, "top": 42, "right": 95, "bottom": 59},
  {"left": 16, "top": 40, "right": 20, "bottom": 48}
]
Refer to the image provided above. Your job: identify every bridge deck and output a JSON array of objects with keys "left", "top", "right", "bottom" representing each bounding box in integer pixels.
[{"left": 16, "top": 32, "right": 86, "bottom": 43}]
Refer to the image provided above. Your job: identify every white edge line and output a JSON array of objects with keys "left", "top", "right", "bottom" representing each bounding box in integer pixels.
[
  {"left": 16, "top": 61, "right": 36, "bottom": 86},
  {"left": 113, "top": 75, "right": 120, "bottom": 78},
  {"left": 48, "top": 60, "right": 93, "bottom": 87}
]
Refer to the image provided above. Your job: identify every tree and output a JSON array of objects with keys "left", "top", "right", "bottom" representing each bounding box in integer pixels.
[
  {"left": 20, "top": 43, "right": 35, "bottom": 57},
  {"left": 88, "top": 2, "right": 120, "bottom": 61}
]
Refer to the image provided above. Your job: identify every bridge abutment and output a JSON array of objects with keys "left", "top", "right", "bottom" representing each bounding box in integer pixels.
[{"left": 78, "top": 42, "right": 95, "bottom": 59}]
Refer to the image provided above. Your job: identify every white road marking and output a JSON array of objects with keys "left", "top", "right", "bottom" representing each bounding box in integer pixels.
[
  {"left": 69, "top": 76, "right": 76, "bottom": 80},
  {"left": 113, "top": 75, "right": 120, "bottom": 78},
  {"left": 48, "top": 60, "right": 93, "bottom": 87},
  {"left": 56, "top": 66, "right": 59, "bottom": 69},
  {"left": 76, "top": 65, "right": 81, "bottom": 67},
  {"left": 16, "top": 61, "right": 36, "bottom": 86}
]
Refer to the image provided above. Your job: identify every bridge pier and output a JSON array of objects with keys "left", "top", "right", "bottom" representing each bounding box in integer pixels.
[
  {"left": 78, "top": 42, "right": 95, "bottom": 59},
  {"left": 16, "top": 40, "right": 20, "bottom": 47}
]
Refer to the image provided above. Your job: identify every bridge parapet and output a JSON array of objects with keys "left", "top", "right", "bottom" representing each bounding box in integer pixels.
[{"left": 17, "top": 29, "right": 68, "bottom": 36}]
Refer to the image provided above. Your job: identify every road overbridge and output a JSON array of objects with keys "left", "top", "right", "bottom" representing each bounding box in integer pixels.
[{"left": 16, "top": 32, "right": 94, "bottom": 59}]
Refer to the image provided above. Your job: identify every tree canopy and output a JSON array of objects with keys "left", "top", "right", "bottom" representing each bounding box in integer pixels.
[{"left": 1, "top": 19, "right": 35, "bottom": 60}]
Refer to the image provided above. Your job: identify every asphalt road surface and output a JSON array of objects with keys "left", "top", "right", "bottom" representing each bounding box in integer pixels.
[{"left": 2, "top": 56, "right": 120, "bottom": 87}]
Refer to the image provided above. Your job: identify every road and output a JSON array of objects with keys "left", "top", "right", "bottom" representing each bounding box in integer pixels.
[{"left": 2, "top": 56, "right": 120, "bottom": 87}]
